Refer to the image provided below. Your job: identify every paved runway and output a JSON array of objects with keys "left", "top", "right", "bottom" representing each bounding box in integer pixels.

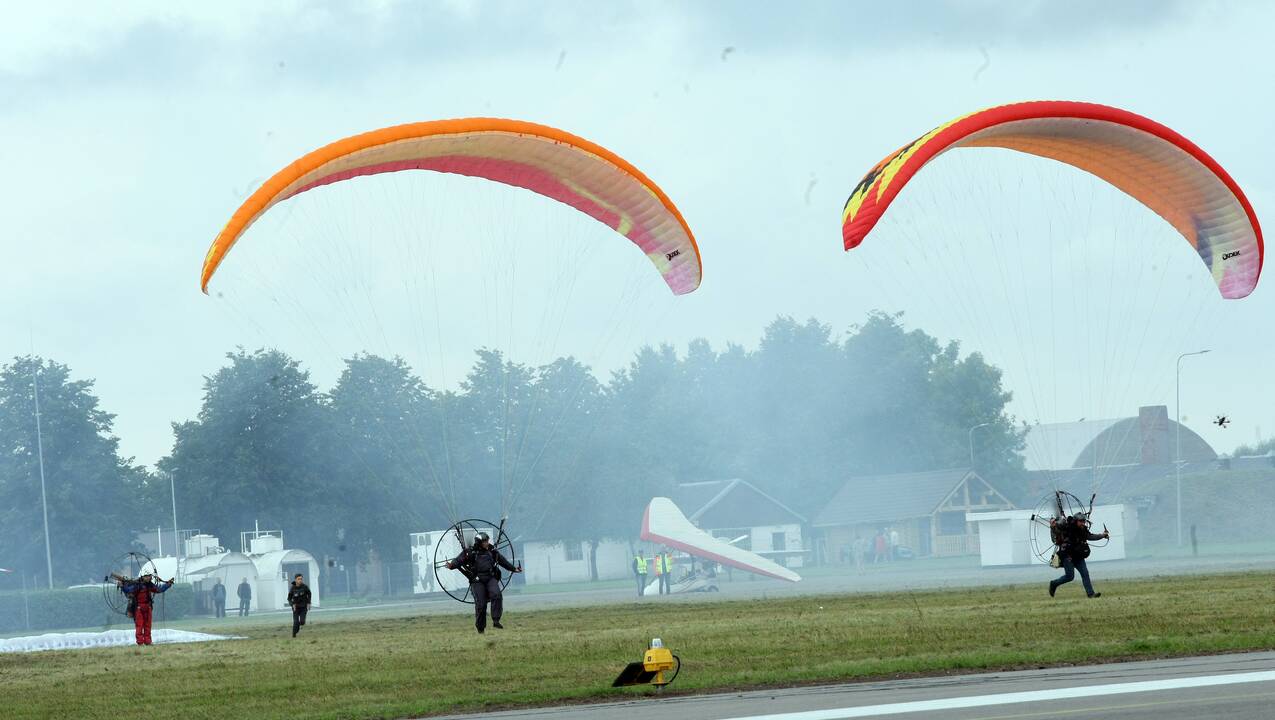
[{"left": 436, "top": 651, "right": 1275, "bottom": 720}]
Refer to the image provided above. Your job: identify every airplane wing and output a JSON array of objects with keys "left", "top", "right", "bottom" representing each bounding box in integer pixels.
[{"left": 640, "top": 497, "right": 801, "bottom": 583}]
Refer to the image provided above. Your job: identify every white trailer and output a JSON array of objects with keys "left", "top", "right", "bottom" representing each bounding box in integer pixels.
[{"left": 966, "top": 504, "right": 1132, "bottom": 566}]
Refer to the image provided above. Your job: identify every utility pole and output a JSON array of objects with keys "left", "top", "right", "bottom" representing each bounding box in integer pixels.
[
  {"left": 33, "top": 366, "right": 53, "bottom": 589},
  {"left": 1175, "top": 349, "right": 1210, "bottom": 547},
  {"left": 170, "top": 470, "right": 181, "bottom": 572}
]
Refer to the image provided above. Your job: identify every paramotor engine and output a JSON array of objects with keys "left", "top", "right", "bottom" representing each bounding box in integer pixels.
[
  {"left": 101, "top": 551, "right": 158, "bottom": 619},
  {"left": 430, "top": 518, "right": 517, "bottom": 604},
  {"left": 1028, "top": 490, "right": 1108, "bottom": 564}
]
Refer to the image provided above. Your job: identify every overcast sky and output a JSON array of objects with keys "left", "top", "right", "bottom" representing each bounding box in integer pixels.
[{"left": 3, "top": 1, "right": 1272, "bottom": 467}]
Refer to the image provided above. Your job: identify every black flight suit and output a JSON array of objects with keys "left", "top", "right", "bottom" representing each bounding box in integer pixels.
[
  {"left": 288, "top": 582, "right": 312, "bottom": 637},
  {"left": 451, "top": 546, "right": 518, "bottom": 632},
  {"left": 1050, "top": 519, "right": 1105, "bottom": 597}
]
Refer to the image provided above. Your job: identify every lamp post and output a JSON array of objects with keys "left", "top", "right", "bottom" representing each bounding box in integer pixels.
[
  {"left": 1175, "top": 349, "right": 1210, "bottom": 547},
  {"left": 969, "top": 422, "right": 993, "bottom": 469},
  {"left": 33, "top": 366, "right": 53, "bottom": 589},
  {"left": 169, "top": 470, "right": 180, "bottom": 564}
]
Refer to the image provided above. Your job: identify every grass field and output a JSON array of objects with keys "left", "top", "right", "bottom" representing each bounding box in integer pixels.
[{"left": 4, "top": 571, "right": 1274, "bottom": 719}]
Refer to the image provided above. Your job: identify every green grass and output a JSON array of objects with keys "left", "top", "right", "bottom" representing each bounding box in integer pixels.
[{"left": 4, "top": 572, "right": 1274, "bottom": 719}]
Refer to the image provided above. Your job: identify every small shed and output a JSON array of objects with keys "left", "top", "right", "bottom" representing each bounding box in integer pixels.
[{"left": 966, "top": 504, "right": 1132, "bottom": 566}]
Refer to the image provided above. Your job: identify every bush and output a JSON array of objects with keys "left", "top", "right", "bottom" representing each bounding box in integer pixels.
[{"left": 0, "top": 583, "right": 193, "bottom": 634}]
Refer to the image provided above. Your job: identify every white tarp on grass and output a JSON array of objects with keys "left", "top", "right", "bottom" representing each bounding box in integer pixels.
[{"left": 0, "top": 629, "right": 241, "bottom": 653}]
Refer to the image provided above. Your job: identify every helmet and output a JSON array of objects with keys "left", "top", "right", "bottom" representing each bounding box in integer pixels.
[{"left": 473, "top": 532, "right": 490, "bottom": 545}]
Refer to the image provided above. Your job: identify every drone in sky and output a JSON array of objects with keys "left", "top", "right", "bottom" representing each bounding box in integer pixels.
[{"left": 1214, "top": 415, "right": 1230, "bottom": 428}]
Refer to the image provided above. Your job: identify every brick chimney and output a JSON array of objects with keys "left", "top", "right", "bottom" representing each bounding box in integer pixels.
[{"left": 1139, "top": 405, "right": 1171, "bottom": 465}]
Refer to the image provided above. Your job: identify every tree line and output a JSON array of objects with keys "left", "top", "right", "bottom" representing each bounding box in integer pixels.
[{"left": 0, "top": 312, "right": 1026, "bottom": 586}]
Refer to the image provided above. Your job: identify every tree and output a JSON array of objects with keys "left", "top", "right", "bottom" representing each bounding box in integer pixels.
[
  {"left": 149, "top": 311, "right": 1026, "bottom": 584},
  {"left": 749, "top": 316, "right": 845, "bottom": 503},
  {"left": 447, "top": 348, "right": 535, "bottom": 519},
  {"left": 0, "top": 356, "right": 144, "bottom": 586},
  {"left": 160, "top": 349, "right": 330, "bottom": 553},
  {"left": 326, "top": 354, "right": 441, "bottom": 561},
  {"left": 507, "top": 356, "right": 607, "bottom": 576}
]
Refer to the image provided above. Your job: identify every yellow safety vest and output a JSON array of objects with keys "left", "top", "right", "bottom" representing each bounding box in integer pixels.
[
  {"left": 635, "top": 555, "right": 648, "bottom": 574},
  {"left": 660, "top": 554, "right": 671, "bottom": 573}
]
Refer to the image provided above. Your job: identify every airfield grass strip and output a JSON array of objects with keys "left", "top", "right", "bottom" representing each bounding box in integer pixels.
[{"left": 2, "top": 571, "right": 1273, "bottom": 719}]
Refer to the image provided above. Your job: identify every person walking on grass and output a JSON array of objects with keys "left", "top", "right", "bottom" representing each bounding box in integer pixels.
[
  {"left": 288, "top": 573, "right": 312, "bottom": 637},
  {"left": 1049, "top": 514, "right": 1110, "bottom": 598},
  {"left": 446, "top": 532, "right": 522, "bottom": 633}
]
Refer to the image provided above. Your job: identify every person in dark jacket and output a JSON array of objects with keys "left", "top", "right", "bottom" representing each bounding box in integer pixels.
[
  {"left": 211, "top": 579, "right": 227, "bottom": 618},
  {"left": 116, "top": 573, "right": 173, "bottom": 646},
  {"left": 237, "top": 577, "right": 252, "bottom": 616},
  {"left": 447, "top": 532, "right": 521, "bottom": 633},
  {"left": 288, "top": 573, "right": 312, "bottom": 637},
  {"left": 1049, "top": 514, "right": 1110, "bottom": 598}
]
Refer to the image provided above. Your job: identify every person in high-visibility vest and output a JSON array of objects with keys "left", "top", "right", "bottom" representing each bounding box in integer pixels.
[
  {"left": 632, "top": 553, "right": 648, "bottom": 597},
  {"left": 657, "top": 551, "right": 673, "bottom": 595}
]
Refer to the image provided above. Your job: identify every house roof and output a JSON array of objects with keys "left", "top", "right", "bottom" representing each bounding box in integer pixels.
[
  {"left": 670, "top": 479, "right": 806, "bottom": 529},
  {"left": 812, "top": 468, "right": 976, "bottom": 528}
]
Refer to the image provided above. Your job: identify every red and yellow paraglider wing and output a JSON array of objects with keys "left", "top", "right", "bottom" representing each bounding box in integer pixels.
[
  {"left": 841, "top": 101, "right": 1263, "bottom": 299},
  {"left": 203, "top": 118, "right": 701, "bottom": 295}
]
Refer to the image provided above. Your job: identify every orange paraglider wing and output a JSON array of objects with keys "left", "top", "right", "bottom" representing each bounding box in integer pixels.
[{"left": 203, "top": 118, "right": 701, "bottom": 295}]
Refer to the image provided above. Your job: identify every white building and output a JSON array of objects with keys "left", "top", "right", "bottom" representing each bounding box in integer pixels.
[
  {"left": 241, "top": 530, "right": 321, "bottom": 611},
  {"left": 180, "top": 534, "right": 258, "bottom": 613},
  {"left": 141, "top": 531, "right": 320, "bottom": 613},
  {"left": 520, "top": 538, "right": 632, "bottom": 585},
  {"left": 966, "top": 503, "right": 1135, "bottom": 566}
]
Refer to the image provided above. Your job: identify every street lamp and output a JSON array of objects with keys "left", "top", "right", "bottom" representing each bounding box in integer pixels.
[
  {"left": 169, "top": 470, "right": 180, "bottom": 566},
  {"left": 969, "top": 422, "right": 993, "bottom": 469},
  {"left": 33, "top": 366, "right": 53, "bottom": 589},
  {"left": 1175, "top": 349, "right": 1210, "bottom": 547}
]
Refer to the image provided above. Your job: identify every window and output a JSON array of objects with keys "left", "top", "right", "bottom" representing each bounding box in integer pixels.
[
  {"left": 771, "top": 531, "right": 787, "bottom": 551},
  {"left": 564, "top": 541, "right": 584, "bottom": 562}
]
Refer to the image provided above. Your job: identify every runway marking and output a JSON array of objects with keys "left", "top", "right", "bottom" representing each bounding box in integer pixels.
[
  {"left": 969, "top": 690, "right": 1275, "bottom": 719},
  {"left": 725, "top": 670, "right": 1275, "bottom": 719}
]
